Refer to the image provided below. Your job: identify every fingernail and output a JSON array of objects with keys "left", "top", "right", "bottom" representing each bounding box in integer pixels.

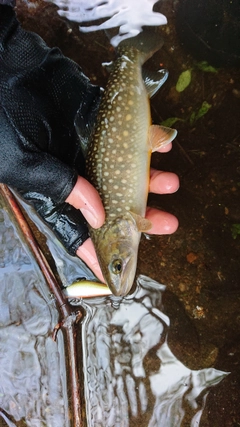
[{"left": 81, "top": 208, "right": 98, "bottom": 228}]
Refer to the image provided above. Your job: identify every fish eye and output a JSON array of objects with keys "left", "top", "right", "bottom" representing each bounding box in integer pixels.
[{"left": 111, "top": 259, "right": 123, "bottom": 275}]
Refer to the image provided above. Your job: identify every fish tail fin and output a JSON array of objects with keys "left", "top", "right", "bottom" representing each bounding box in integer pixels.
[{"left": 118, "top": 28, "right": 164, "bottom": 64}]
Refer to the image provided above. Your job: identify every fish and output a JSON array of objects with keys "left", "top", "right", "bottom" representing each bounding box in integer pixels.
[
  {"left": 79, "top": 29, "right": 177, "bottom": 297},
  {"left": 64, "top": 280, "right": 112, "bottom": 298}
]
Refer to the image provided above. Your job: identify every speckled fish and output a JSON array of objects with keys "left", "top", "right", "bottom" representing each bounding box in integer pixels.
[{"left": 81, "top": 30, "right": 177, "bottom": 296}]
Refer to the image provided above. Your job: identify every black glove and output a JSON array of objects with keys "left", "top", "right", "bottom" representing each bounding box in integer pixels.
[{"left": 0, "top": 5, "right": 101, "bottom": 254}]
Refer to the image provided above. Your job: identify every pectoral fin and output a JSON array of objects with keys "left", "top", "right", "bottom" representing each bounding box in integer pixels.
[
  {"left": 149, "top": 125, "right": 177, "bottom": 152},
  {"left": 130, "top": 212, "right": 152, "bottom": 232}
]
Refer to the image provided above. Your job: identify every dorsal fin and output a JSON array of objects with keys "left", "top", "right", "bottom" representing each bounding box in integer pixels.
[{"left": 142, "top": 68, "right": 168, "bottom": 98}]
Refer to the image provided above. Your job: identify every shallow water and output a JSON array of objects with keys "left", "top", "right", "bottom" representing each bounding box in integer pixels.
[
  {"left": 0, "top": 194, "right": 70, "bottom": 427},
  {"left": 5, "top": 195, "right": 227, "bottom": 427},
  {"left": 78, "top": 275, "right": 227, "bottom": 427}
]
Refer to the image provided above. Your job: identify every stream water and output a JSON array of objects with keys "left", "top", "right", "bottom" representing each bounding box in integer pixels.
[
  {"left": 0, "top": 194, "right": 228, "bottom": 426},
  {"left": 0, "top": 194, "right": 70, "bottom": 427}
]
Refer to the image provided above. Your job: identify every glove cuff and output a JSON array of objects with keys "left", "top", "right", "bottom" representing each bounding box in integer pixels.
[{"left": 22, "top": 191, "right": 90, "bottom": 256}]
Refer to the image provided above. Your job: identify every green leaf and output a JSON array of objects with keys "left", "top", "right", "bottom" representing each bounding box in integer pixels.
[
  {"left": 195, "top": 61, "right": 218, "bottom": 73},
  {"left": 231, "top": 223, "right": 240, "bottom": 239},
  {"left": 195, "top": 101, "right": 212, "bottom": 120},
  {"left": 176, "top": 70, "right": 192, "bottom": 92},
  {"left": 160, "top": 117, "right": 181, "bottom": 127},
  {"left": 189, "top": 101, "right": 212, "bottom": 125}
]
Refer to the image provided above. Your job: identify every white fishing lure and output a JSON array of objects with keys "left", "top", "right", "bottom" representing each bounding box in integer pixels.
[{"left": 47, "top": 0, "right": 167, "bottom": 46}]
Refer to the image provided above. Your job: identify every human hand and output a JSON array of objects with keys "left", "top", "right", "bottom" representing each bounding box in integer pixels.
[
  {"left": 68, "top": 141, "right": 179, "bottom": 282},
  {"left": 0, "top": 5, "right": 102, "bottom": 260}
]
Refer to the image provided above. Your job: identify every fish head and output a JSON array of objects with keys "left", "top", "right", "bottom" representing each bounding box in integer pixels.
[{"left": 96, "top": 213, "right": 141, "bottom": 297}]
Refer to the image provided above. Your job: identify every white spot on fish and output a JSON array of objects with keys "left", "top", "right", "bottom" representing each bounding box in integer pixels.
[{"left": 120, "top": 61, "right": 127, "bottom": 69}]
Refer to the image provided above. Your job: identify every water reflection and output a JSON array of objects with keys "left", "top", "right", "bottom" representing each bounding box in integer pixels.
[
  {"left": 0, "top": 197, "right": 69, "bottom": 427},
  {"left": 76, "top": 276, "right": 228, "bottom": 427},
  {"left": 9, "top": 195, "right": 228, "bottom": 426}
]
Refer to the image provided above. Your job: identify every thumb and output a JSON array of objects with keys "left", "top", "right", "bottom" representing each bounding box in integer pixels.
[{"left": 65, "top": 176, "right": 105, "bottom": 228}]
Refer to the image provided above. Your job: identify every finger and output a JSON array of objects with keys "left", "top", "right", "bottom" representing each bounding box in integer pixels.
[
  {"left": 146, "top": 207, "right": 179, "bottom": 234},
  {"left": 66, "top": 176, "right": 105, "bottom": 228},
  {"left": 149, "top": 169, "right": 179, "bottom": 194},
  {"left": 76, "top": 238, "right": 105, "bottom": 282}
]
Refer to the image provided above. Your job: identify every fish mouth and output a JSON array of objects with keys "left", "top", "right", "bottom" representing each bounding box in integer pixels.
[{"left": 109, "top": 278, "right": 131, "bottom": 297}]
